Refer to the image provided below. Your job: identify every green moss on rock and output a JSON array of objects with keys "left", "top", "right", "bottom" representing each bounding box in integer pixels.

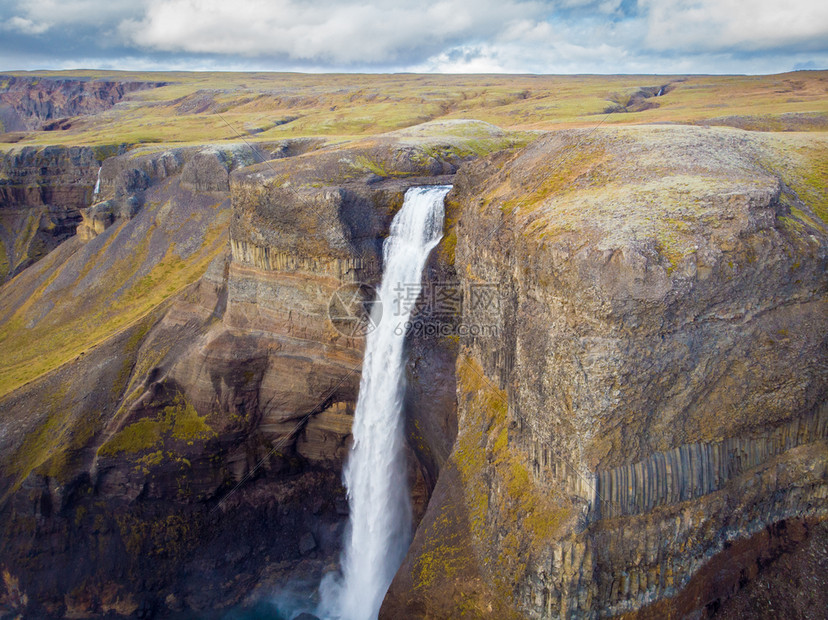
[
  {"left": 454, "top": 355, "right": 571, "bottom": 605},
  {"left": 98, "top": 393, "right": 215, "bottom": 457}
]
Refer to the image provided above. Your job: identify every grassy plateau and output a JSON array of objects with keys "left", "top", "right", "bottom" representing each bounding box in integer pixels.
[{"left": 1, "top": 70, "right": 826, "bottom": 148}]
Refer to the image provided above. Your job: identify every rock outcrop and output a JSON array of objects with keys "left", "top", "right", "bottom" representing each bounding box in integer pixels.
[
  {"left": 0, "top": 145, "right": 107, "bottom": 282},
  {"left": 384, "top": 126, "right": 828, "bottom": 618},
  {"left": 76, "top": 141, "right": 327, "bottom": 242}
]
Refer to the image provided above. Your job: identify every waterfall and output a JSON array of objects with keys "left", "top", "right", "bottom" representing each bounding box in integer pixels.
[
  {"left": 319, "top": 185, "right": 451, "bottom": 620},
  {"left": 93, "top": 166, "right": 101, "bottom": 198}
]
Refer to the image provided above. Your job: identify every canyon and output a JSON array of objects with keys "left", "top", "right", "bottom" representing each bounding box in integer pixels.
[
  {"left": 0, "top": 72, "right": 826, "bottom": 619},
  {"left": 0, "top": 75, "right": 166, "bottom": 133}
]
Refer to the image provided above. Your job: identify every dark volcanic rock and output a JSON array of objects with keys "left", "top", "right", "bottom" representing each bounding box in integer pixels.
[
  {"left": 181, "top": 150, "right": 231, "bottom": 192},
  {"left": 299, "top": 533, "right": 317, "bottom": 555}
]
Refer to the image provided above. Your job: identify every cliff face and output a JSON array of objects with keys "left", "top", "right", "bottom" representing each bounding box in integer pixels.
[
  {"left": 0, "top": 122, "right": 515, "bottom": 617},
  {"left": 0, "top": 138, "right": 311, "bottom": 284},
  {"left": 0, "top": 145, "right": 105, "bottom": 282},
  {"left": 0, "top": 76, "right": 168, "bottom": 285},
  {"left": 384, "top": 126, "right": 828, "bottom": 618},
  {"left": 0, "top": 76, "right": 166, "bottom": 132}
]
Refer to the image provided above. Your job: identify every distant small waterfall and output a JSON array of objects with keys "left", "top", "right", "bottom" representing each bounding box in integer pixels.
[
  {"left": 93, "top": 166, "right": 101, "bottom": 198},
  {"left": 319, "top": 185, "right": 450, "bottom": 620}
]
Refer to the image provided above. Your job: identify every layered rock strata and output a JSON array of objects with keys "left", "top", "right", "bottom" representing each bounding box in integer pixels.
[
  {"left": 385, "top": 126, "right": 828, "bottom": 618},
  {"left": 0, "top": 145, "right": 104, "bottom": 281},
  {"left": 0, "top": 125, "right": 505, "bottom": 617},
  {"left": 77, "top": 142, "right": 293, "bottom": 241}
]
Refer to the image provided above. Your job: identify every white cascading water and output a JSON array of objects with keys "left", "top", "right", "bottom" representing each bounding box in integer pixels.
[
  {"left": 93, "top": 166, "right": 101, "bottom": 197},
  {"left": 319, "top": 185, "right": 451, "bottom": 620}
]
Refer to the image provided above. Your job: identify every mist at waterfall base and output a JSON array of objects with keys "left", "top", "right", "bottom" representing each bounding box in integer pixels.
[
  {"left": 172, "top": 580, "right": 317, "bottom": 620},
  {"left": 317, "top": 185, "right": 451, "bottom": 620}
]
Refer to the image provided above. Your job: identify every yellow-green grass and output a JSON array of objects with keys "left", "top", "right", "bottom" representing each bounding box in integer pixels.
[
  {"left": 0, "top": 245, "right": 9, "bottom": 280},
  {"left": 755, "top": 133, "right": 828, "bottom": 226},
  {"left": 0, "top": 202, "right": 228, "bottom": 399},
  {"left": 0, "top": 315, "right": 159, "bottom": 494},
  {"left": 2, "top": 71, "right": 826, "bottom": 149}
]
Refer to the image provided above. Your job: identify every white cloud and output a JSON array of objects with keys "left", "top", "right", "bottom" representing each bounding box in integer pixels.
[
  {"left": 2, "top": 0, "right": 139, "bottom": 31},
  {"left": 119, "top": 0, "right": 548, "bottom": 64},
  {"left": 3, "top": 16, "right": 50, "bottom": 34},
  {"left": 501, "top": 19, "right": 557, "bottom": 43},
  {"left": 0, "top": 0, "right": 825, "bottom": 73},
  {"left": 642, "top": 0, "right": 828, "bottom": 53},
  {"left": 418, "top": 40, "right": 631, "bottom": 74},
  {"left": 419, "top": 46, "right": 509, "bottom": 73}
]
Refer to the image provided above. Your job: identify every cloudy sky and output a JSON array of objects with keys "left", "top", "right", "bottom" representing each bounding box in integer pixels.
[{"left": 1, "top": 0, "right": 826, "bottom": 74}]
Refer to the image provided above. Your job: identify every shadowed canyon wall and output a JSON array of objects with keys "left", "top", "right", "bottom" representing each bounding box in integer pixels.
[{"left": 0, "top": 145, "right": 103, "bottom": 282}]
